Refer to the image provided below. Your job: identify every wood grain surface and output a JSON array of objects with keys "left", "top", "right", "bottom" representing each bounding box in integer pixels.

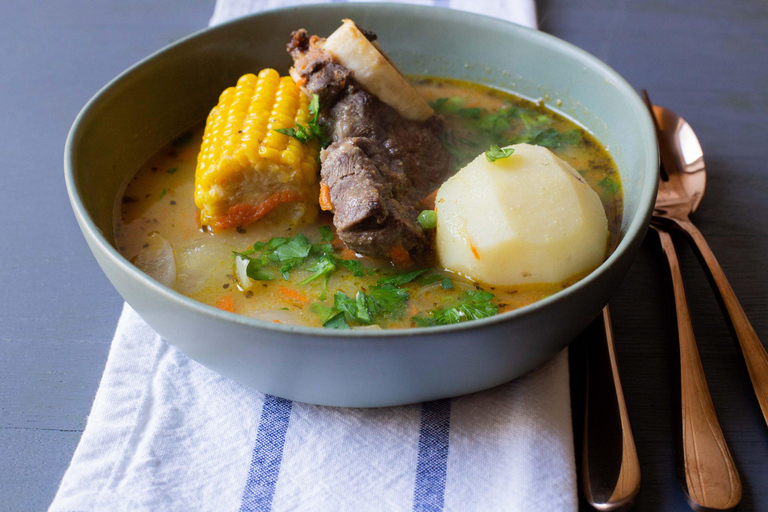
[{"left": 1, "top": 1, "right": 766, "bottom": 510}]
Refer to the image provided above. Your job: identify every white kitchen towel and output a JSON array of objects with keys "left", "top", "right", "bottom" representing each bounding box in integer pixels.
[{"left": 51, "top": 1, "right": 578, "bottom": 511}]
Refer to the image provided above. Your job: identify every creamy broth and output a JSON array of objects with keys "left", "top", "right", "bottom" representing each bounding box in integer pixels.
[{"left": 115, "top": 78, "right": 622, "bottom": 329}]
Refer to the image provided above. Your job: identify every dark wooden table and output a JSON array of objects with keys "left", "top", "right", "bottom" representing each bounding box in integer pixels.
[{"left": 1, "top": 1, "right": 766, "bottom": 510}]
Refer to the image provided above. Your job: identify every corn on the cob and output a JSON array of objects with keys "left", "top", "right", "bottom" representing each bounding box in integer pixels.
[{"left": 195, "top": 69, "right": 320, "bottom": 231}]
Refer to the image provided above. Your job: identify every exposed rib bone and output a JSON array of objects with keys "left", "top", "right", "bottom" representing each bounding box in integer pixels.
[{"left": 321, "top": 19, "right": 433, "bottom": 121}]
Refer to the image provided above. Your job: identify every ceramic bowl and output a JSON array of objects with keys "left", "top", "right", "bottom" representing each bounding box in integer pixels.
[{"left": 65, "top": 4, "right": 657, "bottom": 407}]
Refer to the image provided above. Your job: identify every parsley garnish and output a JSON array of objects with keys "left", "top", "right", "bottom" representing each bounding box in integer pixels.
[
  {"left": 311, "top": 303, "right": 350, "bottom": 329},
  {"left": 412, "top": 290, "right": 499, "bottom": 326},
  {"left": 485, "top": 145, "right": 515, "bottom": 162},
  {"left": 598, "top": 176, "right": 620, "bottom": 195},
  {"left": 166, "top": 167, "right": 178, "bottom": 174},
  {"left": 311, "top": 283, "right": 409, "bottom": 329},
  {"left": 274, "top": 93, "right": 331, "bottom": 148},
  {"left": 510, "top": 127, "right": 581, "bottom": 149},
  {"left": 377, "top": 269, "right": 427, "bottom": 286}
]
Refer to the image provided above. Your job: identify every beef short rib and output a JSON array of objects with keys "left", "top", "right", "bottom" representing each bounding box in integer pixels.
[{"left": 288, "top": 29, "right": 450, "bottom": 258}]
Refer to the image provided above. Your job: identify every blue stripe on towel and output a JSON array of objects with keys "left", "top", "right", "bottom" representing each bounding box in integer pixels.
[
  {"left": 413, "top": 399, "right": 452, "bottom": 512},
  {"left": 240, "top": 395, "right": 293, "bottom": 512}
]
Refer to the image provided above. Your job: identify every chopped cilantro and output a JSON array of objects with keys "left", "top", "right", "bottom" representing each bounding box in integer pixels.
[
  {"left": 311, "top": 303, "right": 350, "bottom": 329},
  {"left": 511, "top": 128, "right": 581, "bottom": 149},
  {"left": 270, "top": 233, "right": 312, "bottom": 262},
  {"left": 324, "top": 312, "right": 350, "bottom": 329},
  {"left": 411, "top": 316, "right": 437, "bottom": 327},
  {"left": 485, "top": 145, "right": 515, "bottom": 162},
  {"left": 413, "top": 290, "right": 498, "bottom": 326},
  {"left": 310, "top": 303, "right": 336, "bottom": 323},
  {"left": 598, "top": 176, "right": 620, "bottom": 195},
  {"left": 300, "top": 254, "right": 337, "bottom": 285},
  {"left": 235, "top": 255, "right": 274, "bottom": 281},
  {"left": 368, "top": 284, "right": 409, "bottom": 317},
  {"left": 378, "top": 269, "right": 427, "bottom": 286},
  {"left": 159, "top": 188, "right": 167, "bottom": 199},
  {"left": 319, "top": 225, "right": 334, "bottom": 242},
  {"left": 355, "top": 292, "right": 373, "bottom": 325},
  {"left": 337, "top": 258, "right": 365, "bottom": 277},
  {"left": 441, "top": 278, "right": 454, "bottom": 290},
  {"left": 166, "top": 167, "right": 178, "bottom": 174},
  {"left": 312, "top": 283, "right": 409, "bottom": 329},
  {"left": 420, "top": 274, "right": 444, "bottom": 285},
  {"left": 274, "top": 93, "right": 330, "bottom": 148},
  {"left": 458, "top": 107, "right": 482, "bottom": 119}
]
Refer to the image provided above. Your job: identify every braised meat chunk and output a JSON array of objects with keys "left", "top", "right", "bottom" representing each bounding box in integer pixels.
[{"left": 288, "top": 27, "right": 450, "bottom": 258}]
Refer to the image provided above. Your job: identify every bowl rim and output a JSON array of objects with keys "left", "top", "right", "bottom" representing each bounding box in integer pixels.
[{"left": 64, "top": 2, "right": 658, "bottom": 339}]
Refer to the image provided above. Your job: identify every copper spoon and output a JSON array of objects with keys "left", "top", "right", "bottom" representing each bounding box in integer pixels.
[
  {"left": 643, "top": 91, "right": 742, "bottom": 510},
  {"left": 582, "top": 306, "right": 641, "bottom": 510},
  {"left": 647, "top": 94, "right": 768, "bottom": 433},
  {"left": 652, "top": 224, "right": 742, "bottom": 511}
]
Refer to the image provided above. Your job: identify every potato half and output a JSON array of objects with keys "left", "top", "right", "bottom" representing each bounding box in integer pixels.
[{"left": 435, "top": 143, "right": 609, "bottom": 286}]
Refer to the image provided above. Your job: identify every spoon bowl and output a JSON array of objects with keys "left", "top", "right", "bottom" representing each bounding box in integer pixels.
[{"left": 650, "top": 103, "right": 706, "bottom": 217}]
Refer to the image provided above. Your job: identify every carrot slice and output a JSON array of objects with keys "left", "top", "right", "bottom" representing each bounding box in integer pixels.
[
  {"left": 319, "top": 182, "right": 333, "bottom": 211},
  {"left": 279, "top": 287, "right": 309, "bottom": 304},
  {"left": 215, "top": 295, "right": 235, "bottom": 312},
  {"left": 213, "top": 191, "right": 302, "bottom": 230},
  {"left": 340, "top": 248, "right": 357, "bottom": 260},
  {"left": 420, "top": 189, "right": 438, "bottom": 210},
  {"left": 391, "top": 243, "right": 412, "bottom": 268}
]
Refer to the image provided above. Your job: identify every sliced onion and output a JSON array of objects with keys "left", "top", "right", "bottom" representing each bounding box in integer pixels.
[
  {"left": 131, "top": 232, "right": 176, "bottom": 288},
  {"left": 234, "top": 255, "right": 253, "bottom": 291}
]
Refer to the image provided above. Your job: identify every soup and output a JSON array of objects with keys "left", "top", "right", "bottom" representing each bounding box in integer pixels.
[{"left": 115, "top": 77, "right": 621, "bottom": 330}]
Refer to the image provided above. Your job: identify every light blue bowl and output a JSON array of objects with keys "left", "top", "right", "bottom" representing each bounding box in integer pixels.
[{"left": 65, "top": 4, "right": 657, "bottom": 407}]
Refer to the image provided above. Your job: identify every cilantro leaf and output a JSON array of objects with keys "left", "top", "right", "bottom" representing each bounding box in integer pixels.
[
  {"left": 273, "top": 94, "right": 330, "bottom": 148},
  {"left": 458, "top": 107, "right": 482, "bottom": 119},
  {"left": 411, "top": 315, "right": 436, "bottom": 327},
  {"left": 309, "top": 93, "right": 320, "bottom": 121},
  {"left": 485, "top": 145, "right": 515, "bottom": 162},
  {"left": 240, "top": 257, "right": 274, "bottom": 281},
  {"left": 311, "top": 303, "right": 349, "bottom": 329},
  {"left": 270, "top": 233, "right": 311, "bottom": 262},
  {"left": 319, "top": 225, "right": 334, "bottom": 242},
  {"left": 300, "top": 254, "right": 337, "bottom": 285},
  {"left": 337, "top": 258, "right": 365, "bottom": 277},
  {"left": 324, "top": 312, "right": 350, "bottom": 329},
  {"left": 432, "top": 290, "right": 498, "bottom": 325},
  {"left": 368, "top": 284, "right": 409, "bottom": 317},
  {"left": 414, "top": 290, "right": 498, "bottom": 327},
  {"left": 377, "top": 269, "right": 427, "bottom": 286},
  {"left": 511, "top": 128, "right": 581, "bottom": 149},
  {"left": 420, "top": 274, "right": 444, "bottom": 285},
  {"left": 355, "top": 291, "right": 373, "bottom": 325},
  {"left": 598, "top": 176, "right": 620, "bottom": 195},
  {"left": 441, "top": 278, "right": 454, "bottom": 290}
]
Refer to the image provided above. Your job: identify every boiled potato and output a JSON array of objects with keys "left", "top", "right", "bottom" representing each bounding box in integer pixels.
[{"left": 435, "top": 143, "right": 608, "bottom": 285}]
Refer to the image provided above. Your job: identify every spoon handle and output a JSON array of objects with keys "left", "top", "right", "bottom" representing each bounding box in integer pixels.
[
  {"left": 653, "top": 225, "right": 742, "bottom": 511},
  {"left": 582, "top": 306, "right": 641, "bottom": 510},
  {"left": 665, "top": 216, "right": 768, "bottom": 429}
]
